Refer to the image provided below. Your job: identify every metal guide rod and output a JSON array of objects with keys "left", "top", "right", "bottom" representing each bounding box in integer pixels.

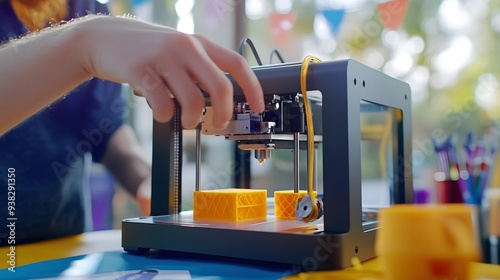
[
  {"left": 294, "top": 132, "right": 300, "bottom": 193},
  {"left": 314, "top": 147, "right": 317, "bottom": 191},
  {"left": 173, "top": 106, "right": 181, "bottom": 213},
  {"left": 306, "top": 134, "right": 316, "bottom": 193},
  {"left": 195, "top": 125, "right": 201, "bottom": 192}
]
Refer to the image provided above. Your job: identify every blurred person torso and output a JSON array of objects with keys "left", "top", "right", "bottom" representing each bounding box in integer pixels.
[{"left": 0, "top": 0, "right": 126, "bottom": 244}]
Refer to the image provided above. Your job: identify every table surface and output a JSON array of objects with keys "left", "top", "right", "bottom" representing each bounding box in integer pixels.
[
  {"left": 0, "top": 229, "right": 122, "bottom": 269},
  {"left": 1, "top": 229, "right": 499, "bottom": 279}
]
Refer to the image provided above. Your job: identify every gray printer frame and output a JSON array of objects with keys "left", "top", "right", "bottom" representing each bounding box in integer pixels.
[{"left": 121, "top": 59, "right": 413, "bottom": 271}]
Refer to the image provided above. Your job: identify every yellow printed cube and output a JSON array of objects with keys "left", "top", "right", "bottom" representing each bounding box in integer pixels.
[
  {"left": 274, "top": 190, "right": 317, "bottom": 219},
  {"left": 193, "top": 188, "right": 267, "bottom": 221}
]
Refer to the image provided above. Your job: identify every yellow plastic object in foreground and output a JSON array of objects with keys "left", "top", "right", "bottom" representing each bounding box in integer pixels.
[
  {"left": 376, "top": 204, "right": 479, "bottom": 280},
  {"left": 281, "top": 257, "right": 500, "bottom": 280},
  {"left": 193, "top": 188, "right": 267, "bottom": 221},
  {"left": 274, "top": 190, "right": 317, "bottom": 219}
]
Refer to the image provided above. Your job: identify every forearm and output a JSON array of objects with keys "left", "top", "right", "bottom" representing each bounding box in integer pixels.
[
  {"left": 102, "top": 125, "right": 151, "bottom": 197},
  {"left": 0, "top": 14, "right": 264, "bottom": 135},
  {"left": 102, "top": 125, "right": 152, "bottom": 215},
  {"left": 106, "top": 151, "right": 150, "bottom": 197},
  {"left": 0, "top": 18, "right": 92, "bottom": 134}
]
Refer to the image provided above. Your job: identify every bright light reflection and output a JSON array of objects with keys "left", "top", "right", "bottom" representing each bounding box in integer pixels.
[
  {"left": 302, "top": 37, "right": 329, "bottom": 60},
  {"left": 96, "top": 0, "right": 109, "bottom": 4},
  {"left": 491, "top": 12, "right": 500, "bottom": 34},
  {"left": 314, "top": 13, "right": 332, "bottom": 40},
  {"left": 316, "top": 0, "right": 364, "bottom": 11},
  {"left": 175, "top": 0, "right": 194, "bottom": 17},
  {"left": 433, "top": 36, "right": 472, "bottom": 73},
  {"left": 475, "top": 73, "right": 499, "bottom": 109},
  {"left": 275, "top": 0, "right": 292, "bottom": 14},
  {"left": 366, "top": 50, "right": 385, "bottom": 69},
  {"left": 319, "top": 37, "right": 337, "bottom": 53},
  {"left": 177, "top": 14, "right": 194, "bottom": 34},
  {"left": 246, "top": 0, "right": 270, "bottom": 20},
  {"left": 383, "top": 52, "right": 413, "bottom": 77},
  {"left": 60, "top": 253, "right": 104, "bottom": 276},
  {"left": 439, "top": 0, "right": 471, "bottom": 33},
  {"left": 406, "top": 66, "right": 430, "bottom": 104},
  {"left": 381, "top": 29, "right": 400, "bottom": 49},
  {"left": 281, "top": 19, "right": 294, "bottom": 30},
  {"left": 421, "top": 17, "right": 440, "bottom": 35},
  {"left": 405, "top": 36, "right": 425, "bottom": 55}
]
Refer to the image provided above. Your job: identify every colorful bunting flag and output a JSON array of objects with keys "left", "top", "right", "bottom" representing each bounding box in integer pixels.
[
  {"left": 321, "top": 9, "right": 346, "bottom": 37},
  {"left": 132, "top": 0, "right": 148, "bottom": 6},
  {"left": 268, "top": 12, "right": 297, "bottom": 44},
  {"left": 378, "top": 0, "right": 410, "bottom": 30}
]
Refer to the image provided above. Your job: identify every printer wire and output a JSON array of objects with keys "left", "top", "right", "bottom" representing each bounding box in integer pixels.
[{"left": 299, "top": 55, "right": 322, "bottom": 222}]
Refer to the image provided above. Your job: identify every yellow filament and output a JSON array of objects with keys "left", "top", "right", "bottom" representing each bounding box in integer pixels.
[
  {"left": 300, "top": 55, "right": 321, "bottom": 222},
  {"left": 379, "top": 113, "right": 392, "bottom": 181}
]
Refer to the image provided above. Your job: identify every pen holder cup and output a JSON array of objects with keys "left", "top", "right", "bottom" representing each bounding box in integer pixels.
[{"left": 436, "top": 178, "right": 464, "bottom": 204}]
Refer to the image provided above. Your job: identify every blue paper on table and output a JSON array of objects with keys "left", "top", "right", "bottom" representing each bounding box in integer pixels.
[{"left": 0, "top": 251, "right": 294, "bottom": 279}]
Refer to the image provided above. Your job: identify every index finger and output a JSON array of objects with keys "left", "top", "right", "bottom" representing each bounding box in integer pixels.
[{"left": 193, "top": 35, "right": 264, "bottom": 113}]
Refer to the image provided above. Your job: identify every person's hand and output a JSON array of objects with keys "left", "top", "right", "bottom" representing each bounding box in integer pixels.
[{"left": 76, "top": 15, "right": 264, "bottom": 129}]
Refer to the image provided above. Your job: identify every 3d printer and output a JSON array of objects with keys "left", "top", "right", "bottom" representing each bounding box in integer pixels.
[{"left": 122, "top": 59, "right": 413, "bottom": 271}]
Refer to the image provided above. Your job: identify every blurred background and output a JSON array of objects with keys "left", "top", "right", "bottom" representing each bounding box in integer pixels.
[{"left": 89, "top": 0, "right": 500, "bottom": 229}]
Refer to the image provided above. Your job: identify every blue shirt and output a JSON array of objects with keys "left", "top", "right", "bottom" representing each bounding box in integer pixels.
[{"left": 0, "top": 0, "right": 126, "bottom": 244}]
